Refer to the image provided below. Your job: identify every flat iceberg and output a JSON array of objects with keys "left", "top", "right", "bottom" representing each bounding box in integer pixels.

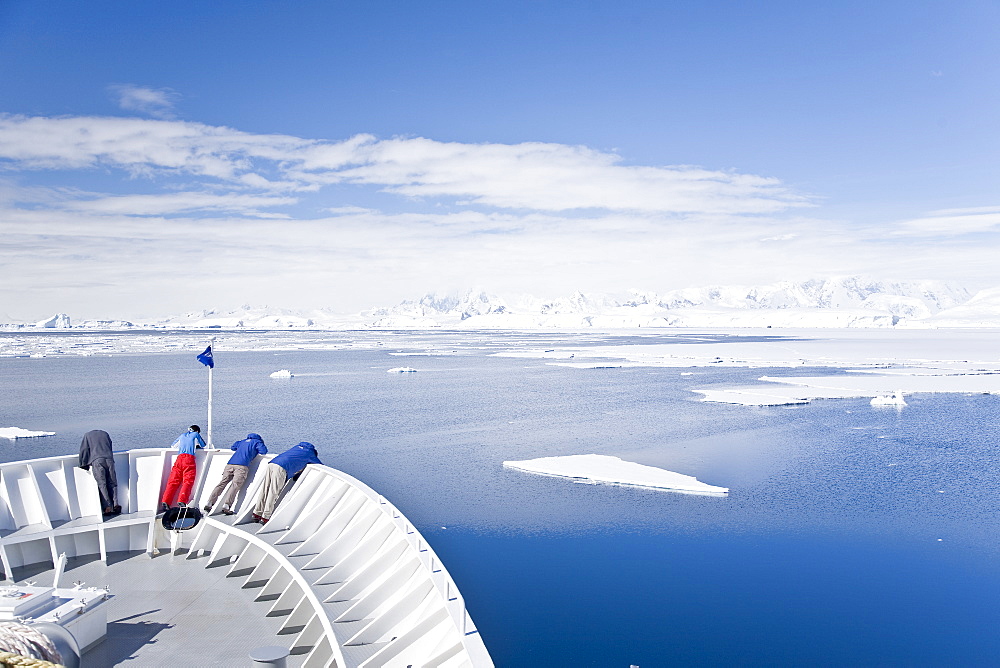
[
  {"left": 694, "top": 389, "right": 811, "bottom": 406},
  {"left": 503, "top": 454, "right": 729, "bottom": 496},
  {"left": 269, "top": 369, "right": 293, "bottom": 378},
  {"left": 0, "top": 427, "right": 56, "bottom": 439},
  {"left": 387, "top": 367, "right": 417, "bottom": 373}
]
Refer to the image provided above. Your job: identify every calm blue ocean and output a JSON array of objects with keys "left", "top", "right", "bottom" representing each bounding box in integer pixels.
[{"left": 3, "top": 331, "right": 1000, "bottom": 666}]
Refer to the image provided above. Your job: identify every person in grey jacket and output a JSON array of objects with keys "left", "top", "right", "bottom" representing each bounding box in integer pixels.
[{"left": 79, "top": 429, "right": 120, "bottom": 516}]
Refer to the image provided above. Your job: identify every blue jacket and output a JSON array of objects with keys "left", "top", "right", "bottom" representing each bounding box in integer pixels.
[
  {"left": 228, "top": 433, "right": 267, "bottom": 467},
  {"left": 270, "top": 442, "right": 322, "bottom": 477},
  {"left": 171, "top": 429, "right": 206, "bottom": 455}
]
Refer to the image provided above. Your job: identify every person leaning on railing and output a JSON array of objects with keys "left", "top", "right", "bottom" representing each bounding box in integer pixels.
[
  {"left": 203, "top": 432, "right": 268, "bottom": 515},
  {"left": 160, "top": 425, "right": 205, "bottom": 512},
  {"left": 251, "top": 442, "right": 322, "bottom": 524},
  {"left": 78, "top": 429, "right": 121, "bottom": 517}
]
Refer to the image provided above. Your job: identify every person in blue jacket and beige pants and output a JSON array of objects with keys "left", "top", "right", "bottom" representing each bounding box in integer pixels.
[
  {"left": 252, "top": 441, "right": 322, "bottom": 524},
  {"left": 204, "top": 432, "right": 268, "bottom": 515}
]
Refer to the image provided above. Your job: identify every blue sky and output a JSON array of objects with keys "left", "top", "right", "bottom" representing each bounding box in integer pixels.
[{"left": 1, "top": 0, "right": 999, "bottom": 319}]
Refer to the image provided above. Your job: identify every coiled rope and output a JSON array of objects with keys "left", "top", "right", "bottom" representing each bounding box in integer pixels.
[{"left": 0, "top": 623, "right": 63, "bottom": 667}]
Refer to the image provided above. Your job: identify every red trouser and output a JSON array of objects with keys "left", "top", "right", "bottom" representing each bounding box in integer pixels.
[{"left": 161, "top": 453, "right": 196, "bottom": 505}]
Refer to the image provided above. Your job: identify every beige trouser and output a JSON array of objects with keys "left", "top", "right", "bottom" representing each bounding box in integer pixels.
[
  {"left": 206, "top": 464, "right": 248, "bottom": 510},
  {"left": 253, "top": 463, "right": 288, "bottom": 519}
]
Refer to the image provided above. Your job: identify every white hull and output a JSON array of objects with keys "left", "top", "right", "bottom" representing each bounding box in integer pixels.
[{"left": 0, "top": 448, "right": 492, "bottom": 667}]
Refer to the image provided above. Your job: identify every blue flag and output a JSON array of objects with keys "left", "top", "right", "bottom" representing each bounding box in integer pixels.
[{"left": 197, "top": 345, "right": 214, "bottom": 368}]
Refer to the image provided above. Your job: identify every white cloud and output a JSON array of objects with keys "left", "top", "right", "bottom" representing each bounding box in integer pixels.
[
  {"left": 62, "top": 192, "right": 297, "bottom": 217},
  {"left": 108, "top": 85, "right": 181, "bottom": 119},
  {"left": 4, "top": 199, "right": 993, "bottom": 321},
  {"left": 325, "top": 205, "right": 378, "bottom": 215},
  {"left": 295, "top": 136, "right": 811, "bottom": 214},
  {"left": 2, "top": 113, "right": 996, "bottom": 321},
  {"left": 0, "top": 114, "right": 311, "bottom": 180},
  {"left": 0, "top": 114, "right": 808, "bottom": 215},
  {"left": 893, "top": 206, "right": 1000, "bottom": 236},
  {"left": 925, "top": 205, "right": 1000, "bottom": 217}
]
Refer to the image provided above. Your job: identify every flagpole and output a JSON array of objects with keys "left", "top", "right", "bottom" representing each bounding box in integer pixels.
[{"left": 207, "top": 336, "right": 215, "bottom": 449}]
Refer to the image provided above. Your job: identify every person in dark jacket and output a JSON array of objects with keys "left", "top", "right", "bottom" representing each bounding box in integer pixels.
[
  {"left": 79, "top": 429, "right": 120, "bottom": 516},
  {"left": 252, "top": 442, "right": 322, "bottom": 523},
  {"left": 204, "top": 432, "right": 267, "bottom": 515}
]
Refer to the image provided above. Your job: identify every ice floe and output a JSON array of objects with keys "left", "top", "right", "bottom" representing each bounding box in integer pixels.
[
  {"left": 269, "top": 369, "right": 293, "bottom": 378},
  {"left": 550, "top": 363, "right": 623, "bottom": 369},
  {"left": 0, "top": 427, "right": 56, "bottom": 439},
  {"left": 507, "top": 329, "right": 1000, "bottom": 407},
  {"left": 870, "top": 391, "right": 907, "bottom": 407},
  {"left": 697, "top": 371, "right": 1000, "bottom": 406},
  {"left": 503, "top": 454, "right": 729, "bottom": 496}
]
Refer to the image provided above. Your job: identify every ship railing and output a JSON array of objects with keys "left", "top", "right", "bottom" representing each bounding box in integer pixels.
[{"left": 0, "top": 448, "right": 493, "bottom": 667}]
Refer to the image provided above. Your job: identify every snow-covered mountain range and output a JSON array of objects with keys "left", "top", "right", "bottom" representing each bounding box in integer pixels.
[
  {"left": 364, "top": 277, "right": 979, "bottom": 328},
  {"left": 8, "top": 276, "right": 1000, "bottom": 330}
]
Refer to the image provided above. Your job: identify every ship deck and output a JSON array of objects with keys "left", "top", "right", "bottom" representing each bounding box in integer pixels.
[
  {"left": 13, "top": 544, "right": 304, "bottom": 667},
  {"left": 0, "top": 449, "right": 491, "bottom": 667}
]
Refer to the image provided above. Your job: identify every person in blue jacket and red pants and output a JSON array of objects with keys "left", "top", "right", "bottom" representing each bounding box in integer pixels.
[{"left": 161, "top": 425, "right": 206, "bottom": 512}]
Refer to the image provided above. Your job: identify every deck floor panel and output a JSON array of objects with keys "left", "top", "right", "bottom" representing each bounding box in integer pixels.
[{"left": 18, "top": 551, "right": 305, "bottom": 667}]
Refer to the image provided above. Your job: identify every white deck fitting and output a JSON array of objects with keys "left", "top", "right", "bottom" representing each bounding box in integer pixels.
[{"left": 0, "top": 449, "right": 493, "bottom": 668}]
